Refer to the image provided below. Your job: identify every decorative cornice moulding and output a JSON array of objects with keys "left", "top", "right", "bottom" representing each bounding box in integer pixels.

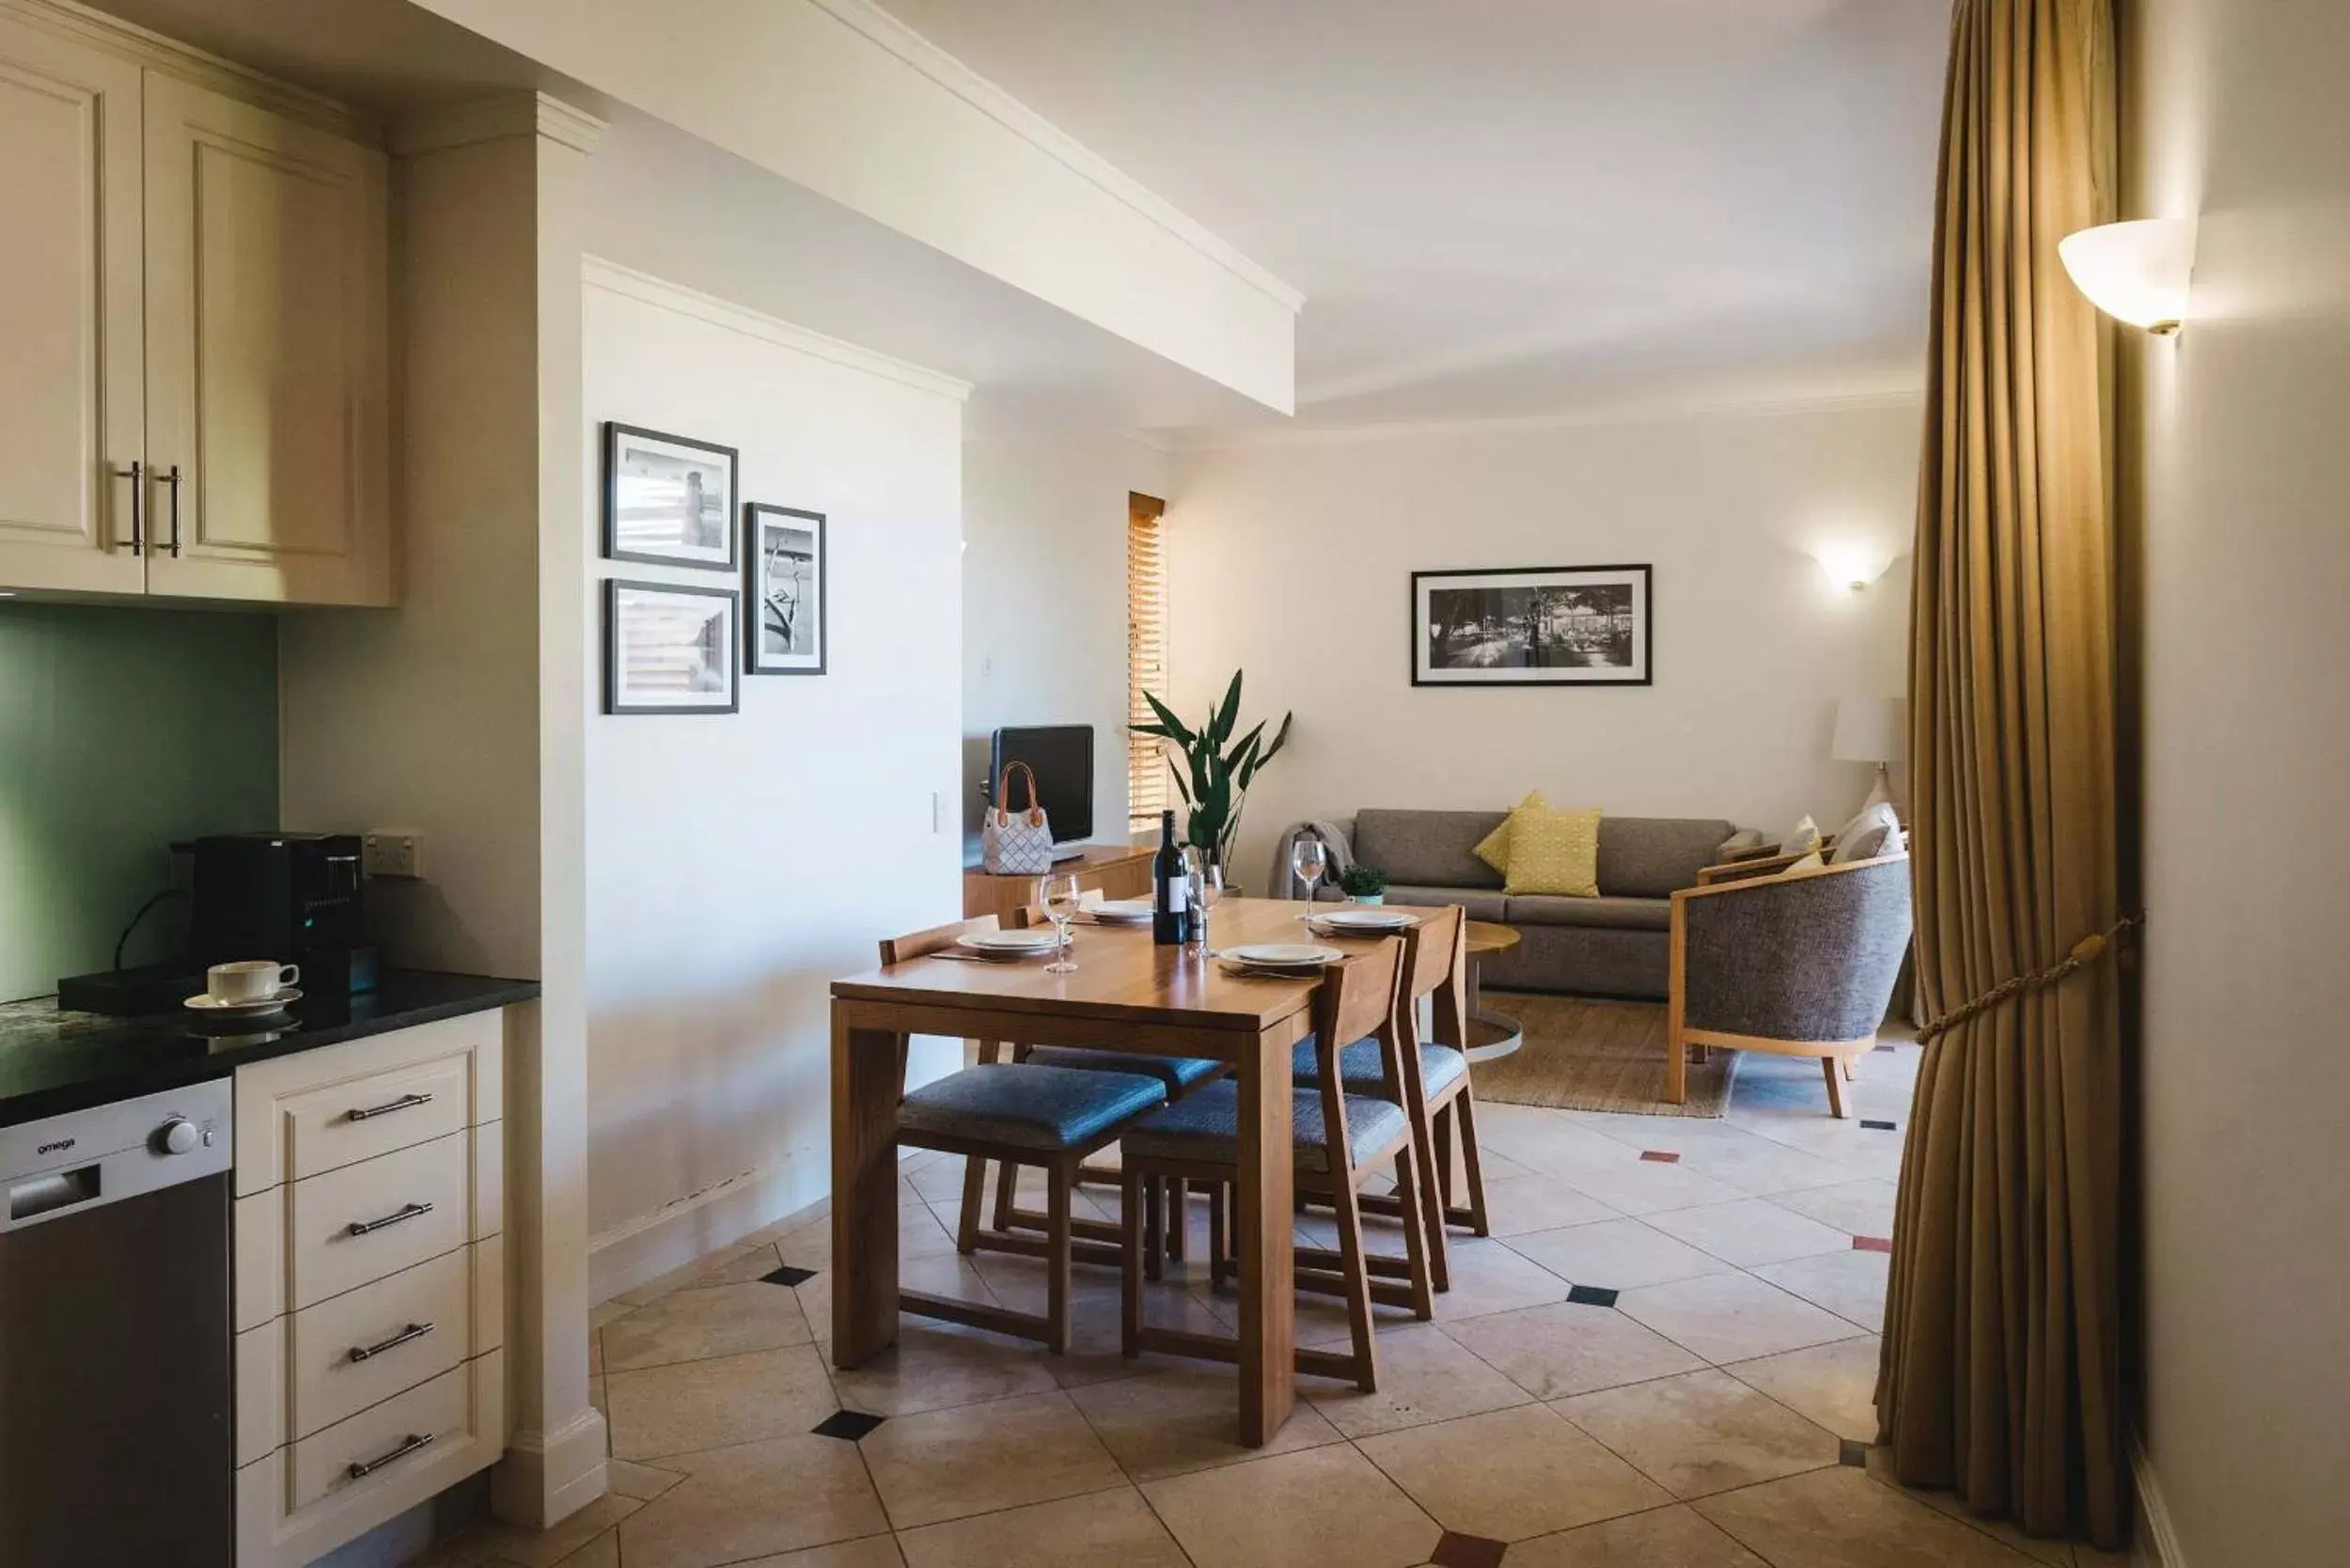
[
  {"left": 394, "top": 91, "right": 607, "bottom": 159},
  {"left": 581, "top": 256, "right": 974, "bottom": 404}
]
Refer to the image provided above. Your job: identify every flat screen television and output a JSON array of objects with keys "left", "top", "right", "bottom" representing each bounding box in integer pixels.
[{"left": 988, "top": 725, "right": 1094, "bottom": 845}]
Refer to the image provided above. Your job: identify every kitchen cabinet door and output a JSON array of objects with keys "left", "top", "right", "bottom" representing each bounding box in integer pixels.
[
  {"left": 0, "top": 14, "right": 146, "bottom": 594},
  {"left": 141, "top": 72, "right": 390, "bottom": 605}
]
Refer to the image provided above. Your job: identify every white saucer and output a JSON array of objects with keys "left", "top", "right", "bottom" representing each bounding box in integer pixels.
[
  {"left": 185, "top": 988, "right": 302, "bottom": 1014},
  {"left": 1085, "top": 900, "right": 1153, "bottom": 924}
]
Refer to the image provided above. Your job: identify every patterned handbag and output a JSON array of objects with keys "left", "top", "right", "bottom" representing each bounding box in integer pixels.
[{"left": 981, "top": 760, "right": 1057, "bottom": 875}]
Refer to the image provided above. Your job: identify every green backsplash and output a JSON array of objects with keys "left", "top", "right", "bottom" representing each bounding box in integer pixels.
[{"left": 0, "top": 603, "right": 278, "bottom": 1000}]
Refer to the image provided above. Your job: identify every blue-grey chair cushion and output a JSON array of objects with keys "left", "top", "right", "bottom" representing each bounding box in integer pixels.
[
  {"left": 898, "top": 1063, "right": 1165, "bottom": 1152},
  {"left": 1025, "top": 1046, "right": 1225, "bottom": 1093},
  {"left": 1121, "top": 1081, "right": 1408, "bottom": 1175},
  {"left": 1292, "top": 1036, "right": 1469, "bottom": 1098}
]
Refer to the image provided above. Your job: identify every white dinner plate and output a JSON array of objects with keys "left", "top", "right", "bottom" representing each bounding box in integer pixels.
[
  {"left": 1087, "top": 901, "right": 1153, "bottom": 924},
  {"left": 956, "top": 930, "right": 1061, "bottom": 959},
  {"left": 1223, "top": 943, "right": 1344, "bottom": 969},
  {"left": 1310, "top": 908, "right": 1419, "bottom": 932},
  {"left": 184, "top": 988, "right": 303, "bottom": 1014}
]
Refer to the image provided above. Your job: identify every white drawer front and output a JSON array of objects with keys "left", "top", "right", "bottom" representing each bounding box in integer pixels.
[
  {"left": 288, "top": 1132, "right": 469, "bottom": 1309},
  {"left": 290, "top": 1360, "right": 463, "bottom": 1513},
  {"left": 237, "top": 1351, "right": 503, "bottom": 1568},
  {"left": 289, "top": 1246, "right": 471, "bottom": 1439},
  {"left": 278, "top": 1055, "right": 469, "bottom": 1184},
  {"left": 234, "top": 1011, "right": 503, "bottom": 1197}
]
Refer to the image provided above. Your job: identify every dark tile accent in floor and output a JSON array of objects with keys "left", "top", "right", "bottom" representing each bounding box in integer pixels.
[
  {"left": 761, "top": 1263, "right": 818, "bottom": 1288},
  {"left": 812, "top": 1409, "right": 886, "bottom": 1442},
  {"left": 1638, "top": 1150, "right": 1682, "bottom": 1163},
  {"left": 1566, "top": 1284, "right": 1621, "bottom": 1308},
  {"left": 1430, "top": 1529, "right": 1510, "bottom": 1568},
  {"left": 1854, "top": 1235, "right": 1894, "bottom": 1253},
  {"left": 1860, "top": 1119, "right": 1899, "bottom": 1131},
  {"left": 1840, "top": 1438, "right": 1870, "bottom": 1467}
]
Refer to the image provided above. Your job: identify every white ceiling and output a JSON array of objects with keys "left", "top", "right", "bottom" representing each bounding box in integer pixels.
[{"left": 880, "top": 0, "right": 1950, "bottom": 434}]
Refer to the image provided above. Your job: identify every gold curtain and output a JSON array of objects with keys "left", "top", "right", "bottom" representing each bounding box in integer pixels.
[{"left": 1878, "top": 0, "right": 2127, "bottom": 1549}]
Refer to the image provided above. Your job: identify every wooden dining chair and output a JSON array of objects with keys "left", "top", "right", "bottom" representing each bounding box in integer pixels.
[
  {"left": 1292, "top": 905, "right": 1489, "bottom": 1293},
  {"left": 1117, "top": 936, "right": 1435, "bottom": 1392},
  {"left": 875, "top": 914, "right": 1170, "bottom": 1352},
  {"left": 962, "top": 902, "right": 1230, "bottom": 1272}
]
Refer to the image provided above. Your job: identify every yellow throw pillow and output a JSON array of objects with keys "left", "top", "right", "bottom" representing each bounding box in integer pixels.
[
  {"left": 1504, "top": 804, "right": 1604, "bottom": 897},
  {"left": 1473, "top": 791, "right": 1548, "bottom": 876}
]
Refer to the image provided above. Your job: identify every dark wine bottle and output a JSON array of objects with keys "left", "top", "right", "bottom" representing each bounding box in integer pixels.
[{"left": 1152, "top": 809, "right": 1188, "bottom": 946}]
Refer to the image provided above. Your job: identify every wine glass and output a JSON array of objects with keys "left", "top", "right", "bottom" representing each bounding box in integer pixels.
[
  {"left": 1291, "top": 837, "right": 1328, "bottom": 924},
  {"left": 1181, "top": 847, "right": 1220, "bottom": 952},
  {"left": 1040, "top": 872, "right": 1083, "bottom": 973}
]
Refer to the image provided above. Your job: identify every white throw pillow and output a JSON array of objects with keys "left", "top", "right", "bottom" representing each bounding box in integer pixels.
[
  {"left": 1780, "top": 814, "right": 1821, "bottom": 855},
  {"left": 1829, "top": 800, "right": 1903, "bottom": 864},
  {"left": 1784, "top": 851, "right": 1826, "bottom": 873}
]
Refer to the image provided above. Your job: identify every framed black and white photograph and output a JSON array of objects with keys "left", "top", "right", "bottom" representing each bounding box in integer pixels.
[
  {"left": 603, "top": 422, "right": 739, "bottom": 570},
  {"left": 744, "top": 503, "right": 826, "bottom": 675},
  {"left": 604, "top": 579, "right": 740, "bottom": 714},
  {"left": 1412, "top": 564, "right": 1653, "bottom": 686}
]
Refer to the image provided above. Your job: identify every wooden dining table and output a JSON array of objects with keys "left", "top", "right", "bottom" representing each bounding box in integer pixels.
[{"left": 829, "top": 895, "right": 1448, "bottom": 1445}]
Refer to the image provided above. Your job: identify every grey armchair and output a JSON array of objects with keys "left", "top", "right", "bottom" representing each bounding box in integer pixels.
[{"left": 1666, "top": 852, "right": 1914, "bottom": 1117}]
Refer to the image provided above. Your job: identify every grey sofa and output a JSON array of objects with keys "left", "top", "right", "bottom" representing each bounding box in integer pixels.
[{"left": 1339, "top": 808, "right": 1749, "bottom": 1000}]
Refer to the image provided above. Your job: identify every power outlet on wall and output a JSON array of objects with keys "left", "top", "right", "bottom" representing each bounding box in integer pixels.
[{"left": 363, "top": 831, "right": 425, "bottom": 880}]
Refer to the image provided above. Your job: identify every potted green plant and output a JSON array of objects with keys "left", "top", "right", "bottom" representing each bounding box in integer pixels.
[
  {"left": 1339, "top": 864, "right": 1388, "bottom": 905},
  {"left": 1130, "top": 669, "right": 1292, "bottom": 875}
]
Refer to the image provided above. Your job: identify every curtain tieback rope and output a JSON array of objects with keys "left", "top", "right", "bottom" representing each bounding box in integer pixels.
[{"left": 1912, "top": 913, "right": 2143, "bottom": 1045}]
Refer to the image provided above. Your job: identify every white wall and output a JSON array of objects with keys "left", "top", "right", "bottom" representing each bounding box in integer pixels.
[
  {"left": 579, "top": 263, "right": 966, "bottom": 1298},
  {"left": 2125, "top": 1, "right": 2350, "bottom": 1562},
  {"left": 961, "top": 430, "right": 1170, "bottom": 854},
  {"left": 1166, "top": 400, "right": 1918, "bottom": 887}
]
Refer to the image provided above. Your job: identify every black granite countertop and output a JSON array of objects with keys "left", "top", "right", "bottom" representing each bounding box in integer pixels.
[{"left": 0, "top": 969, "right": 540, "bottom": 1129}]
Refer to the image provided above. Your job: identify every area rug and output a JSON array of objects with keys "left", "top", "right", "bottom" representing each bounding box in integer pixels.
[{"left": 1467, "top": 994, "right": 1738, "bottom": 1117}]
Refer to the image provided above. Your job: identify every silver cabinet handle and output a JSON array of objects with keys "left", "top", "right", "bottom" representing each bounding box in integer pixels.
[
  {"left": 115, "top": 461, "right": 144, "bottom": 554},
  {"left": 347, "top": 1200, "right": 433, "bottom": 1237},
  {"left": 347, "top": 1432, "right": 433, "bottom": 1480},
  {"left": 348, "top": 1321, "right": 434, "bottom": 1362},
  {"left": 158, "top": 463, "right": 182, "bottom": 557},
  {"left": 347, "top": 1092, "right": 432, "bottom": 1122}
]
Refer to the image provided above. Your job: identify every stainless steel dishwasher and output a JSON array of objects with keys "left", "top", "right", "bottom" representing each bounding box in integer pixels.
[{"left": 0, "top": 1078, "right": 234, "bottom": 1567}]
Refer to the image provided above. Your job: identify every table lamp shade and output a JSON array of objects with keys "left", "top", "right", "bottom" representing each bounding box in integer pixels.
[{"left": 1832, "top": 697, "right": 1907, "bottom": 764}]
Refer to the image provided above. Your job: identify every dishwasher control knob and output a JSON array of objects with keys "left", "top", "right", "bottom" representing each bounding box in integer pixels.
[{"left": 153, "top": 1117, "right": 200, "bottom": 1156}]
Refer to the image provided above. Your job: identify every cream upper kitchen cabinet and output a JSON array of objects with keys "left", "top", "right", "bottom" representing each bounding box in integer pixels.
[
  {"left": 0, "top": 9, "right": 146, "bottom": 594},
  {"left": 0, "top": 2, "right": 391, "bottom": 606},
  {"left": 141, "top": 73, "right": 390, "bottom": 605}
]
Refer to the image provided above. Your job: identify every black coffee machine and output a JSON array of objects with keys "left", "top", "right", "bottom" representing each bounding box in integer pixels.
[{"left": 59, "top": 833, "right": 378, "bottom": 1014}]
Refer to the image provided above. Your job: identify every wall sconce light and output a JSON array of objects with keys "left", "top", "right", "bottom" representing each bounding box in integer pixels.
[
  {"left": 2058, "top": 217, "right": 2198, "bottom": 335},
  {"left": 1812, "top": 544, "right": 1898, "bottom": 593}
]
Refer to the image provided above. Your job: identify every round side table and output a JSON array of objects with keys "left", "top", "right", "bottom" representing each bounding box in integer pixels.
[{"left": 1460, "top": 920, "right": 1525, "bottom": 1062}]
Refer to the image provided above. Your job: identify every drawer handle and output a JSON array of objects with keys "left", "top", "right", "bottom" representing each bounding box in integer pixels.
[
  {"left": 347, "top": 1432, "right": 434, "bottom": 1480},
  {"left": 347, "top": 1091, "right": 434, "bottom": 1122},
  {"left": 349, "top": 1321, "right": 436, "bottom": 1362},
  {"left": 347, "top": 1200, "right": 434, "bottom": 1237}
]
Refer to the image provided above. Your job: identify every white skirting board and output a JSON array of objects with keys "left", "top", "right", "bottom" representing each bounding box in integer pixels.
[{"left": 2132, "top": 1436, "right": 2186, "bottom": 1568}]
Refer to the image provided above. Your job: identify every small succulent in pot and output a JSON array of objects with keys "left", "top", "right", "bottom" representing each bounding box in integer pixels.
[{"left": 1339, "top": 863, "right": 1389, "bottom": 904}]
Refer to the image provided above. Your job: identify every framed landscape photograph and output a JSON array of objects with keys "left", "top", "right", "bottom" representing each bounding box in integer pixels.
[
  {"left": 604, "top": 579, "right": 740, "bottom": 714},
  {"left": 603, "top": 422, "right": 738, "bottom": 570},
  {"left": 1412, "top": 564, "right": 1653, "bottom": 686},
  {"left": 744, "top": 503, "right": 827, "bottom": 675}
]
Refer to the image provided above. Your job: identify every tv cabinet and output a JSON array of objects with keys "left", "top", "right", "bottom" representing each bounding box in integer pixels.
[{"left": 963, "top": 843, "right": 1153, "bottom": 922}]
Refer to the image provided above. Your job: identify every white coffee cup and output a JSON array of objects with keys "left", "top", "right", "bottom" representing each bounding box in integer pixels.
[{"left": 209, "top": 960, "right": 300, "bottom": 1004}]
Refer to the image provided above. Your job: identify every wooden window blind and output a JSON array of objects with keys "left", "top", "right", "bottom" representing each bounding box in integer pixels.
[{"left": 1127, "top": 493, "right": 1169, "bottom": 834}]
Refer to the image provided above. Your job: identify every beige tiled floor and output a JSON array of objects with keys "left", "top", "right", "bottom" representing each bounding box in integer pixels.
[{"left": 427, "top": 1037, "right": 2121, "bottom": 1568}]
